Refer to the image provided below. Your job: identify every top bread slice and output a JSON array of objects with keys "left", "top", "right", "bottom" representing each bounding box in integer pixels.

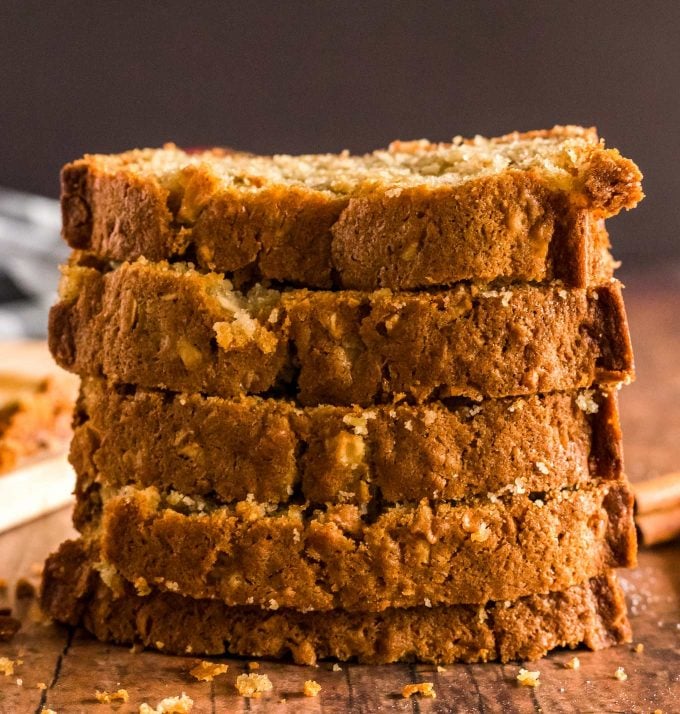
[{"left": 62, "top": 126, "right": 642, "bottom": 290}]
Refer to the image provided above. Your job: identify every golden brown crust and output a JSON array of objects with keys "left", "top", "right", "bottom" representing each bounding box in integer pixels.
[
  {"left": 48, "top": 261, "right": 634, "bottom": 406},
  {"left": 40, "top": 539, "right": 631, "bottom": 665},
  {"left": 80, "top": 482, "right": 636, "bottom": 612},
  {"left": 70, "top": 378, "right": 623, "bottom": 512},
  {"left": 60, "top": 129, "right": 642, "bottom": 289}
]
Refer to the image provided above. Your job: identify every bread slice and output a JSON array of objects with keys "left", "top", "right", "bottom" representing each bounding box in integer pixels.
[
  {"left": 77, "top": 481, "right": 636, "bottom": 612},
  {"left": 71, "top": 377, "right": 622, "bottom": 513},
  {"left": 0, "top": 374, "right": 74, "bottom": 474},
  {"left": 61, "top": 127, "right": 641, "bottom": 289},
  {"left": 49, "top": 260, "right": 634, "bottom": 406},
  {"left": 42, "top": 539, "right": 631, "bottom": 664}
]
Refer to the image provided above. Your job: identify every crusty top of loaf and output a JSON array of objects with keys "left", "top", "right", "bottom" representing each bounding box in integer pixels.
[{"left": 73, "top": 126, "right": 642, "bottom": 211}]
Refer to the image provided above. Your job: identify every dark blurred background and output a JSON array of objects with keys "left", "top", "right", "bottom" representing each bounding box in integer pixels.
[{"left": 1, "top": 1, "right": 678, "bottom": 267}]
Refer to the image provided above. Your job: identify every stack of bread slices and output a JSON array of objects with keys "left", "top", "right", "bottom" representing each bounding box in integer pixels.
[{"left": 41, "top": 126, "right": 643, "bottom": 665}]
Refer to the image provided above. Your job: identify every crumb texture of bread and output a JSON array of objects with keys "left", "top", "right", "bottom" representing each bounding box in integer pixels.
[
  {"left": 69, "top": 378, "right": 622, "bottom": 512},
  {"left": 73, "top": 481, "right": 636, "bottom": 611},
  {"left": 40, "top": 539, "right": 632, "bottom": 665},
  {"left": 49, "top": 260, "right": 634, "bottom": 406},
  {"left": 60, "top": 127, "right": 642, "bottom": 290}
]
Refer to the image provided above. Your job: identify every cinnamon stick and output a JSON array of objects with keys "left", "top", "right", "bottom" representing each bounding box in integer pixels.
[{"left": 636, "top": 505, "right": 680, "bottom": 547}]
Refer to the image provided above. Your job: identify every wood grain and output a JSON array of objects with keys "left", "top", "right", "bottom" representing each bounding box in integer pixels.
[{"left": 1, "top": 265, "right": 679, "bottom": 713}]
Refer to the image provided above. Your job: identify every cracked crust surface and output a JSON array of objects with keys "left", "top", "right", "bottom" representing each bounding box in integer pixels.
[
  {"left": 60, "top": 127, "right": 642, "bottom": 289},
  {"left": 49, "top": 260, "right": 634, "bottom": 406},
  {"left": 79, "top": 482, "right": 636, "bottom": 612},
  {"left": 71, "top": 378, "right": 623, "bottom": 511},
  {"left": 41, "top": 539, "right": 632, "bottom": 665}
]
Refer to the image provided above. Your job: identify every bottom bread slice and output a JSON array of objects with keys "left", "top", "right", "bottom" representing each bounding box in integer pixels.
[{"left": 41, "top": 539, "right": 631, "bottom": 665}]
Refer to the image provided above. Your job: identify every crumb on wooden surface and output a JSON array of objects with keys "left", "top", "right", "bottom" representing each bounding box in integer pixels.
[
  {"left": 614, "top": 666, "right": 628, "bottom": 681},
  {"left": 516, "top": 668, "right": 540, "bottom": 687},
  {"left": 332, "top": 663, "right": 342, "bottom": 672},
  {"left": 634, "top": 642, "right": 644, "bottom": 653},
  {"left": 189, "top": 661, "right": 228, "bottom": 682},
  {"left": 138, "top": 692, "right": 193, "bottom": 713},
  {"left": 235, "top": 673, "right": 273, "bottom": 698},
  {"left": 303, "top": 680, "right": 322, "bottom": 697},
  {"left": 402, "top": 682, "right": 436, "bottom": 699},
  {"left": 564, "top": 656, "right": 580, "bottom": 670},
  {"left": 0, "top": 656, "right": 20, "bottom": 676},
  {"left": 436, "top": 665, "right": 447, "bottom": 673},
  {"left": 247, "top": 661, "right": 260, "bottom": 670},
  {"left": 37, "top": 682, "right": 47, "bottom": 690},
  {"left": 95, "top": 688, "right": 129, "bottom": 703},
  {"left": 40, "top": 709, "right": 57, "bottom": 714}
]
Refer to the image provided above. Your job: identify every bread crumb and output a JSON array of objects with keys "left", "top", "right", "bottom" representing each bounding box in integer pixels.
[
  {"left": 0, "top": 656, "right": 18, "bottom": 676},
  {"left": 189, "top": 661, "right": 228, "bottom": 682},
  {"left": 235, "top": 673, "right": 273, "bottom": 698},
  {"left": 342, "top": 412, "right": 376, "bottom": 436},
  {"left": 37, "top": 682, "right": 47, "bottom": 690},
  {"left": 332, "top": 663, "right": 342, "bottom": 672},
  {"left": 565, "top": 656, "right": 580, "bottom": 670},
  {"left": 614, "top": 666, "right": 628, "bottom": 681},
  {"left": 16, "top": 678, "right": 22, "bottom": 686},
  {"left": 268, "top": 599, "right": 279, "bottom": 610},
  {"left": 95, "top": 689, "right": 129, "bottom": 703},
  {"left": 634, "top": 642, "right": 644, "bottom": 653},
  {"left": 575, "top": 390, "right": 599, "bottom": 414},
  {"left": 41, "top": 709, "right": 57, "bottom": 714},
  {"left": 424, "top": 597, "right": 432, "bottom": 608},
  {"left": 248, "top": 661, "right": 260, "bottom": 671},
  {"left": 470, "top": 522, "right": 490, "bottom": 543},
  {"left": 139, "top": 693, "right": 193, "bottom": 713},
  {"left": 516, "top": 668, "right": 540, "bottom": 687},
  {"left": 402, "top": 682, "right": 436, "bottom": 699},
  {"left": 303, "top": 680, "right": 321, "bottom": 697},
  {"left": 436, "top": 666, "right": 447, "bottom": 673},
  {"left": 134, "top": 577, "right": 152, "bottom": 596},
  {"left": 155, "top": 641, "right": 165, "bottom": 650}
]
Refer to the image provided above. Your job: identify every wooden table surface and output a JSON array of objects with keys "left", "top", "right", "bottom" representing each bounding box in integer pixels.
[{"left": 1, "top": 265, "right": 679, "bottom": 714}]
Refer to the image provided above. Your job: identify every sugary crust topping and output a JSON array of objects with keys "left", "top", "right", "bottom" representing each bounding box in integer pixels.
[{"left": 73, "top": 126, "right": 642, "bottom": 210}]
